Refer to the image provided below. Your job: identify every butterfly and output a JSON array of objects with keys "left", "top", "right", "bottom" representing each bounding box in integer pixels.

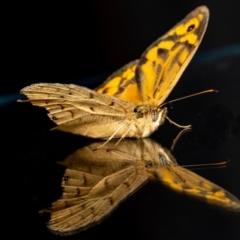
[
  {"left": 19, "top": 6, "right": 209, "bottom": 140},
  {"left": 40, "top": 138, "right": 240, "bottom": 235}
]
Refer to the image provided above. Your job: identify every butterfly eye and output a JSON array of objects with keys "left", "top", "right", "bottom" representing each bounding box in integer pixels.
[
  {"left": 187, "top": 24, "right": 195, "bottom": 32},
  {"left": 134, "top": 106, "right": 144, "bottom": 118},
  {"left": 133, "top": 107, "right": 138, "bottom": 113}
]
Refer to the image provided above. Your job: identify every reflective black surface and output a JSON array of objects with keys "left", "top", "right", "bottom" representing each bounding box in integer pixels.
[{"left": 1, "top": 50, "right": 240, "bottom": 239}]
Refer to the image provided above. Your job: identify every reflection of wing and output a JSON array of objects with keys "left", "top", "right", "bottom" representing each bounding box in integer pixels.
[
  {"left": 150, "top": 165, "right": 240, "bottom": 211},
  {"left": 42, "top": 141, "right": 148, "bottom": 235},
  {"left": 136, "top": 6, "right": 209, "bottom": 104},
  {"left": 40, "top": 139, "right": 240, "bottom": 235},
  {"left": 18, "top": 83, "right": 136, "bottom": 138},
  {"left": 96, "top": 60, "right": 142, "bottom": 105}
]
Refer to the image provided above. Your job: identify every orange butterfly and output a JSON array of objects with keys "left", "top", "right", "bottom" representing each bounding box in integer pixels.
[{"left": 19, "top": 6, "right": 209, "bottom": 139}]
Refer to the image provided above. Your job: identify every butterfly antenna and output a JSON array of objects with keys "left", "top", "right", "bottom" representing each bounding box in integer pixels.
[{"left": 159, "top": 89, "right": 218, "bottom": 108}]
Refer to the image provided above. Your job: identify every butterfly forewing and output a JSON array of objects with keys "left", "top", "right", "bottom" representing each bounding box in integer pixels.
[
  {"left": 95, "top": 6, "right": 209, "bottom": 107},
  {"left": 136, "top": 6, "right": 209, "bottom": 104},
  {"left": 96, "top": 60, "right": 142, "bottom": 105}
]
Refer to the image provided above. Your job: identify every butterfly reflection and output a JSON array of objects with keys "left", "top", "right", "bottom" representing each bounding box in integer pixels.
[{"left": 40, "top": 139, "right": 240, "bottom": 235}]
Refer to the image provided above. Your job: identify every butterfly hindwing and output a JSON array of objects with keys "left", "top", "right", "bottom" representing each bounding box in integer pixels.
[{"left": 19, "top": 83, "right": 136, "bottom": 138}]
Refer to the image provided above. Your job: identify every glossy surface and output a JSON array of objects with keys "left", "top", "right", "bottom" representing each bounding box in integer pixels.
[{"left": 1, "top": 50, "right": 240, "bottom": 239}]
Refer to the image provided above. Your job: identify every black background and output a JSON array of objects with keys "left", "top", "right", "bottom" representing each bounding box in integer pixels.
[{"left": 1, "top": 1, "right": 240, "bottom": 239}]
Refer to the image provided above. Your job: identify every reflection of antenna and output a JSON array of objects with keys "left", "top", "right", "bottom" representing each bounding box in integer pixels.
[
  {"left": 182, "top": 160, "right": 229, "bottom": 170},
  {"left": 171, "top": 128, "right": 191, "bottom": 151},
  {"left": 159, "top": 89, "right": 218, "bottom": 108},
  {"left": 164, "top": 160, "right": 229, "bottom": 184}
]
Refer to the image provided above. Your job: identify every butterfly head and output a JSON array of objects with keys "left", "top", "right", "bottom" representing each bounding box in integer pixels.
[
  {"left": 144, "top": 145, "right": 176, "bottom": 174},
  {"left": 134, "top": 104, "right": 167, "bottom": 124}
]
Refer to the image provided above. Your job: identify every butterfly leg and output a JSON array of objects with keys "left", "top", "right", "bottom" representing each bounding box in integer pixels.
[
  {"left": 114, "top": 123, "right": 135, "bottom": 146},
  {"left": 95, "top": 121, "right": 126, "bottom": 149},
  {"left": 166, "top": 116, "right": 192, "bottom": 129}
]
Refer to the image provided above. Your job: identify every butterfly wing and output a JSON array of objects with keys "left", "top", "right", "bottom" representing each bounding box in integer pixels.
[
  {"left": 96, "top": 60, "right": 142, "bottom": 105},
  {"left": 150, "top": 165, "right": 240, "bottom": 211},
  {"left": 41, "top": 143, "right": 148, "bottom": 235},
  {"left": 96, "top": 6, "right": 209, "bottom": 106},
  {"left": 18, "top": 7, "right": 209, "bottom": 139},
  {"left": 19, "top": 83, "right": 136, "bottom": 138},
  {"left": 136, "top": 6, "right": 209, "bottom": 104}
]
